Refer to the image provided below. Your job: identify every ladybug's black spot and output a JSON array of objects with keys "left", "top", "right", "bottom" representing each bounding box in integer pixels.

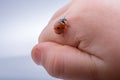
[{"left": 57, "top": 27, "right": 60, "bottom": 29}]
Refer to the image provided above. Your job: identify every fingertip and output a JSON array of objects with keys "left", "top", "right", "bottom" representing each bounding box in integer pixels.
[
  {"left": 31, "top": 42, "right": 58, "bottom": 65},
  {"left": 31, "top": 44, "right": 42, "bottom": 65}
]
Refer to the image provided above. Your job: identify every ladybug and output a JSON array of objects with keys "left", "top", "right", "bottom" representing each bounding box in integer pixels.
[{"left": 54, "top": 18, "right": 68, "bottom": 34}]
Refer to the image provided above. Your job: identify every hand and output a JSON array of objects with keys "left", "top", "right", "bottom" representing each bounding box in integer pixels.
[{"left": 32, "top": 0, "right": 120, "bottom": 80}]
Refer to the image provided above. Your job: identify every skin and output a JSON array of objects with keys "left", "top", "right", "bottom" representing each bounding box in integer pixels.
[{"left": 31, "top": 0, "right": 120, "bottom": 80}]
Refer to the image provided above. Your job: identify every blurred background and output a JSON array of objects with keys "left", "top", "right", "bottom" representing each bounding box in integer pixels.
[{"left": 0, "top": 0, "right": 69, "bottom": 80}]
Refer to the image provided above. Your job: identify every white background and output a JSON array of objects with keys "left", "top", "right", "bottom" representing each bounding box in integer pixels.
[{"left": 0, "top": 0, "right": 69, "bottom": 80}]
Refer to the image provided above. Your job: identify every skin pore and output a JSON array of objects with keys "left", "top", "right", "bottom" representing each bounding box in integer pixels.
[{"left": 32, "top": 0, "right": 120, "bottom": 80}]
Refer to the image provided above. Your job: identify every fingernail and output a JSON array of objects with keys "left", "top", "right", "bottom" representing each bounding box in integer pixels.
[{"left": 31, "top": 44, "right": 41, "bottom": 65}]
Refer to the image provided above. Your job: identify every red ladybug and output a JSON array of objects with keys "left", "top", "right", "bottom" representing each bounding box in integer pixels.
[{"left": 54, "top": 18, "right": 68, "bottom": 34}]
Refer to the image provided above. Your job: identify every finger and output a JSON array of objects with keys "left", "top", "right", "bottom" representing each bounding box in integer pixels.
[{"left": 32, "top": 42, "right": 97, "bottom": 79}]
